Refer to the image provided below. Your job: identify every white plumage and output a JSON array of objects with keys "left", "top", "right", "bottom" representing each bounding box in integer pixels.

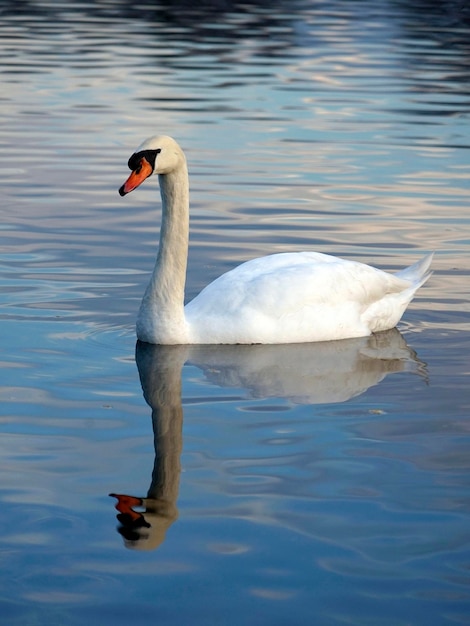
[{"left": 119, "top": 135, "right": 433, "bottom": 345}]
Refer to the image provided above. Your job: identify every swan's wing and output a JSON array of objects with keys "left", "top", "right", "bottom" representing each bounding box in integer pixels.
[
  {"left": 188, "top": 252, "right": 409, "bottom": 313},
  {"left": 185, "top": 252, "right": 413, "bottom": 343}
]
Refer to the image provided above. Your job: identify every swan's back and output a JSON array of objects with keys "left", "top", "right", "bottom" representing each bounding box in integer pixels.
[{"left": 184, "top": 252, "right": 433, "bottom": 344}]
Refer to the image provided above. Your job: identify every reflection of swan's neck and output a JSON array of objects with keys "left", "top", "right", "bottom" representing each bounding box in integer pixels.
[
  {"left": 148, "top": 394, "right": 183, "bottom": 508},
  {"left": 138, "top": 344, "right": 187, "bottom": 513},
  {"left": 137, "top": 344, "right": 185, "bottom": 509},
  {"left": 137, "top": 164, "right": 190, "bottom": 343}
]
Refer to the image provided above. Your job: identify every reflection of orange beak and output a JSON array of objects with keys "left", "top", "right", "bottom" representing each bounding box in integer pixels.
[
  {"left": 110, "top": 493, "right": 143, "bottom": 522},
  {"left": 119, "top": 157, "right": 153, "bottom": 196}
]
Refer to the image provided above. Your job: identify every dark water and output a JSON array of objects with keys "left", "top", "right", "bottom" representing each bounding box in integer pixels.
[{"left": 0, "top": 1, "right": 469, "bottom": 624}]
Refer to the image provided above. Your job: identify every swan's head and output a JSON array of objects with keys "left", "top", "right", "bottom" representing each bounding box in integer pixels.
[{"left": 119, "top": 135, "right": 184, "bottom": 196}]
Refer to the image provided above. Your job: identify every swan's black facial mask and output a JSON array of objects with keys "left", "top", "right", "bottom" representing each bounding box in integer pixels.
[
  {"left": 127, "top": 149, "right": 160, "bottom": 172},
  {"left": 119, "top": 148, "right": 161, "bottom": 196}
]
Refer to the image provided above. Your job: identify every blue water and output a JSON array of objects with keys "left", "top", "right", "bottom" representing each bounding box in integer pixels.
[{"left": 0, "top": 1, "right": 469, "bottom": 624}]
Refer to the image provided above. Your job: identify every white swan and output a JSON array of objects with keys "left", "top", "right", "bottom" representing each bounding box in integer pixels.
[{"left": 119, "top": 135, "right": 433, "bottom": 345}]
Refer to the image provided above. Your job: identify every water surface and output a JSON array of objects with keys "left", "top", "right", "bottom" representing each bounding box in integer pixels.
[{"left": 0, "top": 1, "right": 469, "bottom": 624}]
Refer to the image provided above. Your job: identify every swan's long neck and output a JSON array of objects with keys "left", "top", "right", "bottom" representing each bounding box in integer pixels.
[{"left": 137, "top": 160, "right": 190, "bottom": 344}]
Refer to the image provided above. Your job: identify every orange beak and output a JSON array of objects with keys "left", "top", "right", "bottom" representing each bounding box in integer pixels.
[{"left": 119, "top": 156, "right": 153, "bottom": 196}]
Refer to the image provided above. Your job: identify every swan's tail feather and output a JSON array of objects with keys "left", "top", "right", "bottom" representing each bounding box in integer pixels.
[{"left": 395, "top": 252, "right": 434, "bottom": 288}]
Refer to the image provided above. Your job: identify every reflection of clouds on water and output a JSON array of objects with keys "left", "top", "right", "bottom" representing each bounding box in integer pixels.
[
  {"left": 111, "top": 329, "right": 423, "bottom": 550},
  {"left": 1, "top": 0, "right": 468, "bottom": 324}
]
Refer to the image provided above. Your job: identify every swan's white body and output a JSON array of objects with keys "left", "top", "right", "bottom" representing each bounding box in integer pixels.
[{"left": 119, "top": 135, "right": 433, "bottom": 345}]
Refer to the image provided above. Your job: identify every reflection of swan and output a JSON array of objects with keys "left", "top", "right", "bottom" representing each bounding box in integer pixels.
[
  {"left": 119, "top": 134, "right": 433, "bottom": 345},
  {"left": 110, "top": 345, "right": 185, "bottom": 551},
  {"left": 187, "top": 328, "right": 422, "bottom": 404},
  {"left": 110, "top": 329, "right": 422, "bottom": 550}
]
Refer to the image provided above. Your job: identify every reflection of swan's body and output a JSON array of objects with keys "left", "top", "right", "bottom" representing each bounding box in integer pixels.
[
  {"left": 188, "top": 328, "right": 422, "bottom": 404},
  {"left": 119, "top": 135, "right": 433, "bottom": 345},
  {"left": 110, "top": 329, "right": 422, "bottom": 550}
]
